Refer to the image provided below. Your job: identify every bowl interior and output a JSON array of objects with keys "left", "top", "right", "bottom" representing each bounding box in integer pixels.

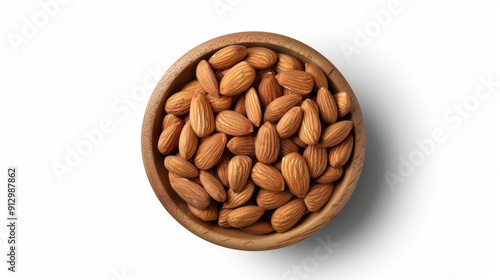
[{"left": 141, "top": 31, "right": 366, "bottom": 251}]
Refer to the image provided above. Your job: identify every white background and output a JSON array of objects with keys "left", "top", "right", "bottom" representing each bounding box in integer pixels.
[{"left": 1, "top": 0, "right": 499, "bottom": 279}]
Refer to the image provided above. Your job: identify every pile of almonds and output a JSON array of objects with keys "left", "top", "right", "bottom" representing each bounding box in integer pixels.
[{"left": 157, "top": 44, "right": 353, "bottom": 234}]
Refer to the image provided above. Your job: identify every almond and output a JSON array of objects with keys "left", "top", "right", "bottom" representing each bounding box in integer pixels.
[
  {"left": 314, "top": 166, "right": 343, "bottom": 184},
  {"left": 281, "top": 152, "right": 310, "bottom": 197},
  {"left": 162, "top": 114, "right": 183, "bottom": 131},
  {"left": 233, "top": 94, "right": 247, "bottom": 116},
  {"left": 244, "top": 47, "right": 278, "bottom": 69},
  {"left": 276, "top": 106, "right": 303, "bottom": 138},
  {"left": 189, "top": 92, "right": 216, "bottom": 138},
  {"left": 227, "top": 155, "right": 253, "bottom": 192},
  {"left": 223, "top": 180, "right": 255, "bottom": 209},
  {"left": 196, "top": 60, "right": 219, "bottom": 97},
  {"left": 279, "top": 137, "right": 299, "bottom": 157},
  {"left": 193, "top": 132, "right": 227, "bottom": 170},
  {"left": 178, "top": 121, "right": 198, "bottom": 160},
  {"left": 256, "top": 189, "right": 293, "bottom": 210},
  {"left": 208, "top": 45, "right": 248, "bottom": 70},
  {"left": 316, "top": 87, "right": 338, "bottom": 124},
  {"left": 250, "top": 162, "right": 285, "bottom": 192},
  {"left": 263, "top": 94, "right": 302, "bottom": 123},
  {"left": 303, "top": 145, "right": 328, "bottom": 178},
  {"left": 215, "top": 110, "right": 253, "bottom": 136},
  {"left": 199, "top": 170, "right": 227, "bottom": 203},
  {"left": 164, "top": 91, "right": 194, "bottom": 116},
  {"left": 305, "top": 62, "right": 328, "bottom": 90},
  {"left": 215, "top": 149, "right": 230, "bottom": 186},
  {"left": 271, "top": 198, "right": 307, "bottom": 233},
  {"left": 226, "top": 135, "right": 256, "bottom": 156},
  {"left": 245, "top": 87, "right": 262, "bottom": 127},
  {"left": 205, "top": 94, "right": 233, "bottom": 113},
  {"left": 227, "top": 205, "right": 265, "bottom": 228},
  {"left": 275, "top": 70, "right": 314, "bottom": 95},
  {"left": 333, "top": 91, "right": 351, "bottom": 117},
  {"left": 258, "top": 72, "right": 283, "bottom": 108},
  {"left": 240, "top": 221, "right": 275, "bottom": 235},
  {"left": 319, "top": 120, "right": 353, "bottom": 147},
  {"left": 298, "top": 99, "right": 322, "bottom": 145},
  {"left": 157, "top": 121, "right": 183, "bottom": 155},
  {"left": 329, "top": 134, "right": 353, "bottom": 167},
  {"left": 304, "top": 183, "right": 335, "bottom": 212},
  {"left": 255, "top": 122, "right": 280, "bottom": 164},
  {"left": 218, "top": 208, "right": 233, "bottom": 228},
  {"left": 181, "top": 79, "right": 206, "bottom": 93},
  {"left": 274, "top": 53, "right": 304, "bottom": 73},
  {"left": 291, "top": 134, "right": 307, "bottom": 148},
  {"left": 169, "top": 177, "right": 211, "bottom": 209},
  {"left": 187, "top": 200, "right": 218, "bottom": 221},
  {"left": 219, "top": 61, "right": 256, "bottom": 96},
  {"left": 163, "top": 155, "right": 199, "bottom": 178}
]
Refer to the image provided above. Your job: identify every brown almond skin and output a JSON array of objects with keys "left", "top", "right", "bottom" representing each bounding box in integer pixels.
[
  {"left": 298, "top": 99, "right": 322, "bottom": 145},
  {"left": 314, "top": 166, "right": 344, "bottom": 184},
  {"left": 329, "top": 134, "right": 354, "bottom": 167},
  {"left": 240, "top": 221, "right": 275, "bottom": 235},
  {"left": 196, "top": 60, "right": 219, "bottom": 97},
  {"left": 305, "top": 62, "right": 328, "bottom": 90},
  {"left": 227, "top": 205, "right": 265, "bottom": 228},
  {"left": 190, "top": 92, "right": 216, "bottom": 138},
  {"left": 218, "top": 208, "right": 233, "bottom": 228},
  {"left": 163, "top": 155, "right": 199, "bottom": 178},
  {"left": 220, "top": 61, "right": 256, "bottom": 96},
  {"left": 233, "top": 94, "right": 247, "bottom": 116},
  {"left": 226, "top": 135, "right": 256, "bottom": 156},
  {"left": 304, "top": 183, "right": 335, "bottom": 212},
  {"left": 303, "top": 145, "right": 328, "bottom": 178},
  {"left": 157, "top": 121, "right": 183, "bottom": 155},
  {"left": 178, "top": 121, "right": 198, "bottom": 160},
  {"left": 333, "top": 91, "right": 351, "bottom": 117},
  {"left": 319, "top": 120, "right": 353, "bottom": 148},
  {"left": 281, "top": 152, "right": 310, "bottom": 198},
  {"left": 227, "top": 155, "right": 253, "bottom": 192},
  {"left": 245, "top": 87, "right": 262, "bottom": 127},
  {"left": 256, "top": 189, "right": 294, "bottom": 210},
  {"left": 223, "top": 181, "right": 255, "bottom": 209},
  {"left": 215, "top": 110, "right": 253, "bottom": 136},
  {"left": 274, "top": 53, "right": 304, "bottom": 73},
  {"left": 316, "top": 87, "right": 338, "bottom": 124},
  {"left": 275, "top": 70, "right": 314, "bottom": 95},
  {"left": 263, "top": 94, "right": 302, "bottom": 123},
  {"left": 193, "top": 133, "right": 227, "bottom": 170},
  {"left": 250, "top": 162, "right": 285, "bottom": 192},
  {"left": 279, "top": 138, "right": 300, "bottom": 157},
  {"left": 244, "top": 47, "right": 278, "bottom": 69},
  {"left": 181, "top": 79, "right": 206, "bottom": 93},
  {"left": 271, "top": 198, "right": 307, "bottom": 233},
  {"left": 164, "top": 91, "right": 194, "bottom": 116},
  {"left": 187, "top": 200, "right": 218, "bottom": 221},
  {"left": 205, "top": 94, "right": 233, "bottom": 113},
  {"left": 215, "top": 150, "right": 231, "bottom": 186},
  {"left": 258, "top": 72, "right": 283, "bottom": 108},
  {"left": 162, "top": 114, "right": 183, "bottom": 131},
  {"left": 199, "top": 170, "right": 227, "bottom": 203},
  {"left": 276, "top": 106, "right": 303, "bottom": 138},
  {"left": 208, "top": 44, "right": 248, "bottom": 70},
  {"left": 169, "top": 178, "right": 211, "bottom": 210},
  {"left": 255, "top": 122, "right": 280, "bottom": 164}
]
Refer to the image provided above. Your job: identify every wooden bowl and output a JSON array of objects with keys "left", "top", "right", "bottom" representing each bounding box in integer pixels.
[{"left": 141, "top": 31, "right": 366, "bottom": 250}]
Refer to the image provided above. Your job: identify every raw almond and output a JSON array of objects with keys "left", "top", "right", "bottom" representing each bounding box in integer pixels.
[
  {"left": 279, "top": 138, "right": 299, "bottom": 157},
  {"left": 215, "top": 110, "right": 253, "bottom": 136},
  {"left": 303, "top": 145, "right": 328, "bottom": 178},
  {"left": 319, "top": 120, "right": 353, "bottom": 148},
  {"left": 271, "top": 198, "right": 307, "bottom": 233},
  {"left": 190, "top": 92, "right": 216, "bottom": 138},
  {"left": 164, "top": 91, "right": 194, "bottom": 116},
  {"left": 281, "top": 152, "right": 310, "bottom": 197},
  {"left": 196, "top": 60, "right": 219, "bottom": 97},
  {"left": 256, "top": 189, "right": 293, "bottom": 210},
  {"left": 162, "top": 114, "right": 183, "bottom": 131},
  {"left": 298, "top": 99, "right": 322, "bottom": 145},
  {"left": 223, "top": 180, "right": 255, "bottom": 209},
  {"left": 169, "top": 177, "right": 211, "bottom": 209},
  {"left": 258, "top": 72, "right": 283, "bottom": 108},
  {"left": 178, "top": 121, "right": 198, "bottom": 160},
  {"left": 276, "top": 106, "right": 303, "bottom": 138},
  {"left": 245, "top": 87, "right": 262, "bottom": 127},
  {"left": 333, "top": 91, "right": 351, "bottom": 117},
  {"left": 316, "top": 87, "right": 338, "bottom": 124},
  {"left": 220, "top": 61, "right": 256, "bottom": 96},
  {"left": 227, "top": 155, "right": 253, "bottom": 192},
  {"left": 215, "top": 149, "right": 230, "bottom": 186},
  {"left": 205, "top": 94, "right": 233, "bottom": 113},
  {"left": 314, "top": 166, "right": 343, "bottom": 184},
  {"left": 234, "top": 94, "right": 247, "bottom": 116},
  {"left": 199, "top": 170, "right": 227, "bottom": 203},
  {"left": 193, "top": 132, "right": 227, "bottom": 170},
  {"left": 187, "top": 200, "right": 219, "bottom": 221},
  {"left": 244, "top": 47, "right": 278, "bottom": 69},
  {"left": 304, "top": 183, "right": 334, "bottom": 212},
  {"left": 181, "top": 79, "right": 206, "bottom": 93},
  {"left": 157, "top": 121, "right": 183, "bottom": 155},
  {"left": 208, "top": 44, "right": 248, "bottom": 70},
  {"left": 291, "top": 134, "right": 307, "bottom": 148},
  {"left": 274, "top": 53, "right": 304, "bottom": 73},
  {"left": 227, "top": 205, "right": 265, "bottom": 228},
  {"left": 218, "top": 208, "right": 233, "bottom": 228},
  {"left": 305, "top": 62, "right": 328, "bottom": 90},
  {"left": 329, "top": 134, "right": 353, "bottom": 167},
  {"left": 250, "top": 162, "right": 285, "bottom": 192},
  {"left": 275, "top": 70, "right": 314, "bottom": 95},
  {"left": 163, "top": 155, "right": 199, "bottom": 178},
  {"left": 263, "top": 94, "right": 302, "bottom": 123},
  {"left": 240, "top": 221, "right": 275, "bottom": 234},
  {"left": 255, "top": 122, "right": 280, "bottom": 164},
  {"left": 226, "top": 135, "right": 256, "bottom": 156}
]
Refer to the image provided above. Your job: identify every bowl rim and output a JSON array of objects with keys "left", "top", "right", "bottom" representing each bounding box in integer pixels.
[{"left": 141, "top": 31, "right": 366, "bottom": 251}]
